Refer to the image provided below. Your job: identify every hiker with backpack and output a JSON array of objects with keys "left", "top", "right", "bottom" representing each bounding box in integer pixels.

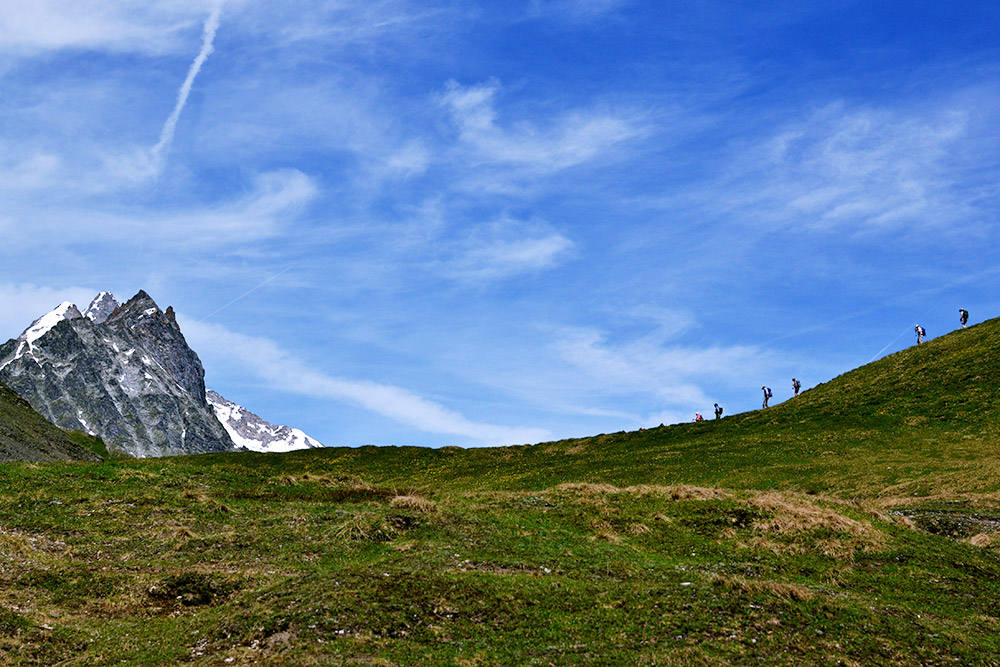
[
  {"left": 792, "top": 378, "right": 801, "bottom": 397},
  {"left": 714, "top": 403, "right": 723, "bottom": 420},
  {"left": 694, "top": 413, "right": 704, "bottom": 422},
  {"left": 762, "top": 386, "right": 772, "bottom": 408},
  {"left": 915, "top": 325, "right": 925, "bottom": 344},
  {"left": 960, "top": 309, "right": 969, "bottom": 328}
]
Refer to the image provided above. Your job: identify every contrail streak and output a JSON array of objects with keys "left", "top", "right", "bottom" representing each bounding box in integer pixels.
[
  {"left": 198, "top": 265, "right": 296, "bottom": 322},
  {"left": 150, "top": 1, "right": 223, "bottom": 170}
]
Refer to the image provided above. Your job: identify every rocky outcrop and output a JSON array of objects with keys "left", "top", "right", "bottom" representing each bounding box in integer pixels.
[
  {"left": 0, "top": 291, "right": 236, "bottom": 458},
  {"left": 207, "top": 390, "right": 324, "bottom": 453}
]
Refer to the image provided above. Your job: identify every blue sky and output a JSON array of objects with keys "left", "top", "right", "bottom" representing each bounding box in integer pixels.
[{"left": 2, "top": 1, "right": 999, "bottom": 447}]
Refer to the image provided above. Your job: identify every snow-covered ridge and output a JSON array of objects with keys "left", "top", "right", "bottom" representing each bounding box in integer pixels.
[
  {"left": 21, "top": 301, "right": 83, "bottom": 345},
  {"left": 207, "top": 390, "right": 324, "bottom": 453}
]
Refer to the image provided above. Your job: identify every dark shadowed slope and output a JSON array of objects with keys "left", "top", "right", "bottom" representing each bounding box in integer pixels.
[{"left": 0, "top": 381, "right": 101, "bottom": 462}]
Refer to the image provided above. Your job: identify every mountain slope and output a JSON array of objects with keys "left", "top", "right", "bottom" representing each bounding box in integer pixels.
[
  {"left": 253, "top": 316, "right": 1000, "bottom": 498},
  {"left": 0, "top": 291, "right": 235, "bottom": 458},
  {"left": 207, "top": 390, "right": 324, "bottom": 453},
  {"left": 2, "top": 317, "right": 1000, "bottom": 664},
  {"left": 0, "top": 381, "right": 102, "bottom": 462}
]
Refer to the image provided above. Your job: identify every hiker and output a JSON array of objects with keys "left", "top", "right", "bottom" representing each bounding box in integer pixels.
[
  {"left": 694, "top": 413, "right": 704, "bottom": 422},
  {"left": 714, "top": 403, "right": 723, "bottom": 420},
  {"left": 792, "top": 378, "right": 801, "bottom": 397},
  {"left": 960, "top": 308, "right": 969, "bottom": 328},
  {"left": 915, "top": 325, "right": 925, "bottom": 344},
  {"left": 762, "top": 386, "right": 772, "bottom": 408}
]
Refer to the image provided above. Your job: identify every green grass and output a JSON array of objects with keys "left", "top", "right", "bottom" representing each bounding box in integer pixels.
[{"left": 1, "top": 319, "right": 1000, "bottom": 664}]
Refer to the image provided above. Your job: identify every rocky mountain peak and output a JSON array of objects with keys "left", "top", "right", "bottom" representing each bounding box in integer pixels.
[
  {"left": 83, "top": 291, "right": 120, "bottom": 324},
  {"left": 0, "top": 290, "right": 235, "bottom": 458},
  {"left": 108, "top": 290, "right": 166, "bottom": 327}
]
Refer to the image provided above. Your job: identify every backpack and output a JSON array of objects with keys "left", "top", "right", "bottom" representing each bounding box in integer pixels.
[
  {"left": 794, "top": 380, "right": 800, "bottom": 390},
  {"left": 766, "top": 388, "right": 772, "bottom": 398}
]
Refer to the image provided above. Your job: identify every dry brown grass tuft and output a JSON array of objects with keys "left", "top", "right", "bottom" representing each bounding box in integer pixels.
[
  {"left": 714, "top": 574, "right": 815, "bottom": 601},
  {"left": 748, "top": 491, "right": 884, "bottom": 556},
  {"left": 334, "top": 513, "right": 399, "bottom": 542},
  {"left": 171, "top": 525, "right": 198, "bottom": 540},
  {"left": 664, "top": 485, "right": 728, "bottom": 501},
  {"left": 628, "top": 523, "right": 651, "bottom": 536},
  {"left": 389, "top": 494, "right": 437, "bottom": 513},
  {"left": 0, "top": 529, "right": 41, "bottom": 564},
  {"left": 556, "top": 482, "right": 620, "bottom": 494},
  {"left": 182, "top": 489, "right": 210, "bottom": 502},
  {"left": 590, "top": 520, "right": 621, "bottom": 543},
  {"left": 969, "top": 533, "right": 994, "bottom": 547}
]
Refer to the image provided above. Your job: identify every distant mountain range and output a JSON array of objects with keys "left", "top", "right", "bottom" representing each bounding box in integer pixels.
[
  {"left": 0, "top": 291, "right": 323, "bottom": 459},
  {"left": 207, "top": 390, "right": 324, "bottom": 453}
]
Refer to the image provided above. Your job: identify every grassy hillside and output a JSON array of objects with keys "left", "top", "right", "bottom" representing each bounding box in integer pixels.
[
  {"left": 0, "top": 382, "right": 102, "bottom": 463},
  {"left": 217, "top": 316, "right": 1000, "bottom": 499},
  {"left": 1, "top": 319, "right": 999, "bottom": 665}
]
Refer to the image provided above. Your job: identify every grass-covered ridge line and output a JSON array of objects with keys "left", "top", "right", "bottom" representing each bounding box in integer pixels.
[{"left": 2, "top": 318, "right": 1000, "bottom": 664}]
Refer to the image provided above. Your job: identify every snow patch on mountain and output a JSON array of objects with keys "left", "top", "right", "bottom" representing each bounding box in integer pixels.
[
  {"left": 207, "top": 390, "right": 324, "bottom": 453},
  {"left": 21, "top": 301, "right": 83, "bottom": 346}
]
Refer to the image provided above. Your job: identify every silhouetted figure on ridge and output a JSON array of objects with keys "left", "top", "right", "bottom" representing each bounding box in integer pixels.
[
  {"left": 762, "top": 386, "right": 772, "bottom": 408},
  {"left": 792, "top": 378, "right": 801, "bottom": 397},
  {"left": 960, "top": 308, "right": 969, "bottom": 328},
  {"left": 714, "top": 403, "right": 723, "bottom": 419},
  {"left": 915, "top": 325, "right": 925, "bottom": 345}
]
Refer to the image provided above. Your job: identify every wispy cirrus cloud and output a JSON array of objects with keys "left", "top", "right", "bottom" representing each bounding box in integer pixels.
[
  {"left": 181, "top": 318, "right": 552, "bottom": 446},
  {"left": 549, "top": 318, "right": 788, "bottom": 425},
  {"left": 0, "top": 0, "right": 211, "bottom": 56},
  {"left": 1, "top": 168, "right": 317, "bottom": 249},
  {"left": 440, "top": 79, "right": 645, "bottom": 173},
  {"left": 704, "top": 99, "right": 987, "bottom": 234},
  {"left": 439, "top": 217, "right": 575, "bottom": 282}
]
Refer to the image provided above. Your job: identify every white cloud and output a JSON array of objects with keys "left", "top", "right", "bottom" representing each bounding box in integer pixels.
[
  {"left": 716, "top": 102, "right": 976, "bottom": 232},
  {"left": 550, "top": 322, "right": 778, "bottom": 424},
  {"left": 441, "top": 79, "right": 644, "bottom": 173},
  {"left": 441, "top": 217, "right": 575, "bottom": 281},
  {"left": 2, "top": 168, "right": 317, "bottom": 249},
  {"left": 0, "top": 153, "right": 61, "bottom": 191},
  {"left": 0, "top": 0, "right": 213, "bottom": 56},
  {"left": 180, "top": 318, "right": 552, "bottom": 446},
  {"left": 148, "top": 0, "right": 224, "bottom": 176}
]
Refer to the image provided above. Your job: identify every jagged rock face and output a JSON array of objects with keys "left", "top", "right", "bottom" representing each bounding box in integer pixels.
[
  {"left": 83, "top": 291, "right": 119, "bottom": 324},
  {"left": 0, "top": 291, "right": 236, "bottom": 458},
  {"left": 207, "top": 390, "right": 324, "bottom": 453}
]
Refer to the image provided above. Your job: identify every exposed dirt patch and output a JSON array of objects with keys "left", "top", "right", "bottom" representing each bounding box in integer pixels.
[{"left": 894, "top": 509, "right": 1000, "bottom": 540}]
